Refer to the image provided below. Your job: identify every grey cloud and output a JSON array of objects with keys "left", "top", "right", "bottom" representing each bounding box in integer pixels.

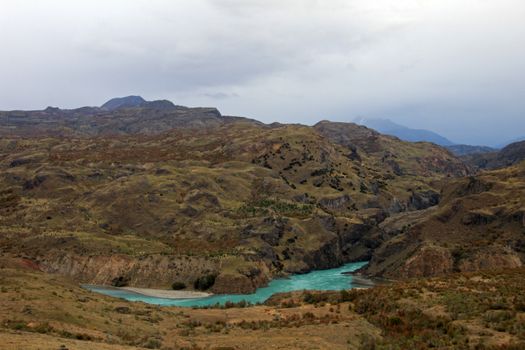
[{"left": 0, "top": 0, "right": 524, "bottom": 146}]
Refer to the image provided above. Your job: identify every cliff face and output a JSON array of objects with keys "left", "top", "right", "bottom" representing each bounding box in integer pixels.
[{"left": 35, "top": 253, "right": 219, "bottom": 289}]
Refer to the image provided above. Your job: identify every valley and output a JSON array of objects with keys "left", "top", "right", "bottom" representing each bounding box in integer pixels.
[{"left": 0, "top": 97, "right": 524, "bottom": 349}]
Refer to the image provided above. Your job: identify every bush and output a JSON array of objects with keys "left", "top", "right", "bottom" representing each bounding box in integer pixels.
[
  {"left": 171, "top": 282, "right": 186, "bottom": 290},
  {"left": 111, "top": 276, "right": 129, "bottom": 287},
  {"left": 194, "top": 274, "right": 216, "bottom": 291}
]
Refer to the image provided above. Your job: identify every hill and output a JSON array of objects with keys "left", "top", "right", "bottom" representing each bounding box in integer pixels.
[
  {"left": 362, "top": 160, "right": 525, "bottom": 279},
  {"left": 462, "top": 140, "right": 525, "bottom": 170},
  {"left": 0, "top": 102, "right": 470, "bottom": 293},
  {"left": 445, "top": 144, "right": 496, "bottom": 156},
  {"left": 101, "top": 96, "right": 147, "bottom": 110}
]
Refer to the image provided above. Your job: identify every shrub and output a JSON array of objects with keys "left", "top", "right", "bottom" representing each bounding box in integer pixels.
[
  {"left": 171, "top": 282, "right": 186, "bottom": 290},
  {"left": 194, "top": 274, "right": 216, "bottom": 291},
  {"left": 111, "top": 276, "right": 129, "bottom": 287},
  {"left": 143, "top": 337, "right": 162, "bottom": 349}
]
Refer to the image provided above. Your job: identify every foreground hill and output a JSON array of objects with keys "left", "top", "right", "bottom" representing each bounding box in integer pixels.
[
  {"left": 1, "top": 258, "right": 524, "bottom": 349},
  {"left": 0, "top": 100, "right": 471, "bottom": 293}
]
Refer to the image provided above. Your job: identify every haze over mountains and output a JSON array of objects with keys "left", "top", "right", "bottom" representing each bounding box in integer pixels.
[
  {"left": 354, "top": 117, "right": 455, "bottom": 146},
  {"left": 353, "top": 117, "right": 525, "bottom": 156}
]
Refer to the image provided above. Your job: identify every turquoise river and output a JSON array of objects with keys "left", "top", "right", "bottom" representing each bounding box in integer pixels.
[{"left": 85, "top": 261, "right": 369, "bottom": 307}]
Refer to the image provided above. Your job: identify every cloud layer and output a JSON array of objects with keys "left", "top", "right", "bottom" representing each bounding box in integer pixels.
[{"left": 1, "top": 0, "right": 524, "bottom": 145}]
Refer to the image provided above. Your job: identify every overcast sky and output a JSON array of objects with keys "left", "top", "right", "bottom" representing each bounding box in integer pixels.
[{"left": 1, "top": 0, "right": 524, "bottom": 146}]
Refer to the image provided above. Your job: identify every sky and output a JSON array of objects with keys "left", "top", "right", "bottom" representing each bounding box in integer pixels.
[{"left": 1, "top": 0, "right": 524, "bottom": 146}]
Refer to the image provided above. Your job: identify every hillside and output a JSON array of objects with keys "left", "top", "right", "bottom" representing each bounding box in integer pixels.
[
  {"left": 446, "top": 144, "right": 496, "bottom": 156},
  {"left": 462, "top": 140, "right": 525, "bottom": 170},
  {"left": 363, "top": 161, "right": 525, "bottom": 278},
  {"left": 0, "top": 101, "right": 471, "bottom": 293},
  {"left": 1, "top": 258, "right": 524, "bottom": 349}
]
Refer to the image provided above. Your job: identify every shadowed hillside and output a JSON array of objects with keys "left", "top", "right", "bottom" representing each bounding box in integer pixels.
[{"left": 463, "top": 140, "right": 525, "bottom": 170}]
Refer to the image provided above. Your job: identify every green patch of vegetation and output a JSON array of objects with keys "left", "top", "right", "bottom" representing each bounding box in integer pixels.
[
  {"left": 171, "top": 281, "right": 186, "bottom": 290},
  {"left": 194, "top": 274, "right": 217, "bottom": 291},
  {"left": 238, "top": 199, "right": 313, "bottom": 217}
]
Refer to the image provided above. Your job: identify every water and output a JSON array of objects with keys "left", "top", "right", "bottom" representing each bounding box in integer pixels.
[{"left": 85, "top": 261, "right": 369, "bottom": 307}]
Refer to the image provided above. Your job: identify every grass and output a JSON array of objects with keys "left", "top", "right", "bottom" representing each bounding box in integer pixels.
[{"left": 2, "top": 262, "right": 525, "bottom": 349}]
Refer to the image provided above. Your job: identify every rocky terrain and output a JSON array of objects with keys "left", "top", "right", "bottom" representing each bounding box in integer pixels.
[
  {"left": 446, "top": 144, "right": 497, "bottom": 156},
  {"left": 363, "top": 161, "right": 525, "bottom": 278},
  {"left": 461, "top": 140, "right": 525, "bottom": 170},
  {"left": 0, "top": 96, "right": 478, "bottom": 293},
  {"left": 1, "top": 96, "right": 525, "bottom": 349}
]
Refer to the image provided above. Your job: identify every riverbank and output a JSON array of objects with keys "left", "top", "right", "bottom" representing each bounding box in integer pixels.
[
  {"left": 84, "top": 261, "right": 370, "bottom": 307},
  {"left": 121, "top": 287, "right": 212, "bottom": 299}
]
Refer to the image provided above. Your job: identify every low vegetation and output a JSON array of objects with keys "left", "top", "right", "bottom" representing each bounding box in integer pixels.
[{"left": 1, "top": 260, "right": 524, "bottom": 349}]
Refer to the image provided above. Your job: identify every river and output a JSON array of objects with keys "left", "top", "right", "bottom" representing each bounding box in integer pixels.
[{"left": 85, "top": 261, "right": 370, "bottom": 307}]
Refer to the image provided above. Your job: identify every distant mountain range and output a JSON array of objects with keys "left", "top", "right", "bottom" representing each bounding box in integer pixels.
[
  {"left": 354, "top": 117, "right": 455, "bottom": 146},
  {"left": 353, "top": 117, "right": 504, "bottom": 156},
  {"left": 496, "top": 136, "right": 525, "bottom": 149}
]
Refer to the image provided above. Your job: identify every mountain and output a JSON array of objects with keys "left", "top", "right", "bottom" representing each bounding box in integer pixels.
[
  {"left": 445, "top": 144, "right": 496, "bottom": 156},
  {"left": 0, "top": 98, "right": 229, "bottom": 137},
  {"left": 101, "top": 95, "right": 146, "bottom": 110},
  {"left": 101, "top": 96, "right": 180, "bottom": 111},
  {"left": 354, "top": 117, "right": 455, "bottom": 146}
]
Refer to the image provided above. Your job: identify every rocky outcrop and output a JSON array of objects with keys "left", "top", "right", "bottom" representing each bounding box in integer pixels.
[
  {"left": 407, "top": 190, "right": 440, "bottom": 210},
  {"left": 319, "top": 195, "right": 352, "bottom": 211},
  {"left": 36, "top": 253, "right": 218, "bottom": 289},
  {"left": 212, "top": 263, "right": 271, "bottom": 294}
]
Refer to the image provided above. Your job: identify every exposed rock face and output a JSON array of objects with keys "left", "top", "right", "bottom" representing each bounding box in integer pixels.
[
  {"left": 212, "top": 263, "right": 271, "bottom": 294},
  {"left": 319, "top": 195, "right": 352, "bottom": 211},
  {"left": 407, "top": 190, "right": 440, "bottom": 210},
  {"left": 461, "top": 211, "right": 496, "bottom": 225},
  {"left": 302, "top": 237, "right": 343, "bottom": 270},
  {"left": 37, "top": 254, "right": 218, "bottom": 289}
]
